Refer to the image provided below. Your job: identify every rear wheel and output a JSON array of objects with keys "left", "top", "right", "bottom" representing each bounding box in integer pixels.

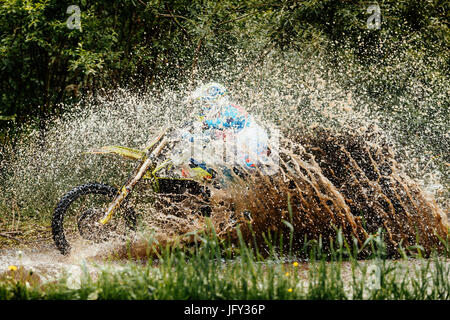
[{"left": 52, "top": 183, "right": 136, "bottom": 255}]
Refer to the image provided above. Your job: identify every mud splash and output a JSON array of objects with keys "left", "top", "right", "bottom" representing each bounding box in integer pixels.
[
  {"left": 222, "top": 126, "right": 448, "bottom": 257},
  {"left": 126, "top": 125, "right": 447, "bottom": 259},
  {"left": 0, "top": 50, "right": 448, "bottom": 264}
]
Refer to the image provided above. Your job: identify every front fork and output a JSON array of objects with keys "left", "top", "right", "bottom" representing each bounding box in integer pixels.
[{"left": 99, "top": 130, "right": 170, "bottom": 225}]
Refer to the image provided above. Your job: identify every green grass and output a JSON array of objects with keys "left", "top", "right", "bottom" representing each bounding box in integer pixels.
[{"left": 0, "top": 224, "right": 449, "bottom": 300}]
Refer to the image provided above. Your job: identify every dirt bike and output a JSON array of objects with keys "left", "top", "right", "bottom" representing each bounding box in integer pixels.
[{"left": 51, "top": 127, "right": 213, "bottom": 255}]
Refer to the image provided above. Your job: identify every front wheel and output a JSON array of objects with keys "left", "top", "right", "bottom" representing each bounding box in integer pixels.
[{"left": 52, "top": 183, "right": 136, "bottom": 255}]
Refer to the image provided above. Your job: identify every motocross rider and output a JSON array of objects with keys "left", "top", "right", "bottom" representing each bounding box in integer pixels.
[{"left": 174, "top": 82, "right": 270, "bottom": 183}]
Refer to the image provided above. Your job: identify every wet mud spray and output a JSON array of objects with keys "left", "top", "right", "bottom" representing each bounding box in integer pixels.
[
  {"left": 0, "top": 51, "right": 448, "bottom": 280},
  {"left": 127, "top": 126, "right": 447, "bottom": 260}
]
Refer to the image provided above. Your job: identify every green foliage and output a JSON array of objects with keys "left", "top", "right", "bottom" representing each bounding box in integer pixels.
[{"left": 1, "top": 0, "right": 448, "bottom": 125}]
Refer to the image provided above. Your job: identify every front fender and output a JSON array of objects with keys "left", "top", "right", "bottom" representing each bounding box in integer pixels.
[{"left": 86, "top": 145, "right": 146, "bottom": 160}]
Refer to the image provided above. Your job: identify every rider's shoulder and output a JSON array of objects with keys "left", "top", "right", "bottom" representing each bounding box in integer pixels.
[{"left": 223, "top": 103, "right": 248, "bottom": 116}]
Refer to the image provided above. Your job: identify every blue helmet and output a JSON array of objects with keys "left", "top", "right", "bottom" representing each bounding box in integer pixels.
[{"left": 191, "top": 82, "right": 228, "bottom": 115}]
